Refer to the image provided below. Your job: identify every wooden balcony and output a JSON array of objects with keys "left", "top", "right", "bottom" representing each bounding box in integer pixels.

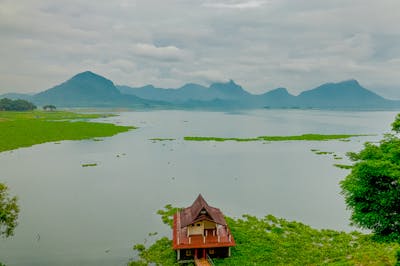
[{"left": 172, "top": 213, "right": 236, "bottom": 250}]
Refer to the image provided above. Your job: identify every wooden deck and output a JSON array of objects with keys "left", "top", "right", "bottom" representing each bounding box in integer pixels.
[
  {"left": 172, "top": 213, "right": 236, "bottom": 249},
  {"left": 194, "top": 258, "right": 211, "bottom": 266}
]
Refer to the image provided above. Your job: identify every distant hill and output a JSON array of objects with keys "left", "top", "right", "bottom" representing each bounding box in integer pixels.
[
  {"left": 117, "top": 80, "right": 250, "bottom": 103},
  {"left": 33, "top": 71, "right": 167, "bottom": 108},
  {"left": 119, "top": 78, "right": 399, "bottom": 109},
  {"left": 0, "top": 93, "right": 33, "bottom": 101},
  {"left": 297, "top": 80, "right": 390, "bottom": 108},
  {"left": 3, "top": 71, "right": 399, "bottom": 109}
]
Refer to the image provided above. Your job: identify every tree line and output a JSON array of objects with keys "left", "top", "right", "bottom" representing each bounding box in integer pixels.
[{"left": 0, "top": 98, "right": 36, "bottom": 111}]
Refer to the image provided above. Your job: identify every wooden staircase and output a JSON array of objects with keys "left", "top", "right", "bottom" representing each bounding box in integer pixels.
[{"left": 194, "top": 258, "right": 211, "bottom": 266}]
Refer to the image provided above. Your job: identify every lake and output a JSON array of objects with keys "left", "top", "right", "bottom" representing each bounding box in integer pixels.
[{"left": 0, "top": 109, "right": 398, "bottom": 265}]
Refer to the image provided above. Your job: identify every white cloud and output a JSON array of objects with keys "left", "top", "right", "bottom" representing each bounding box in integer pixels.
[
  {"left": 132, "top": 43, "right": 187, "bottom": 61},
  {"left": 1, "top": 0, "right": 400, "bottom": 99},
  {"left": 203, "top": 0, "right": 268, "bottom": 9}
]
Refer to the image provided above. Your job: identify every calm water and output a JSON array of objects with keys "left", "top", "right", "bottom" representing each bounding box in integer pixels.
[{"left": 0, "top": 109, "right": 398, "bottom": 265}]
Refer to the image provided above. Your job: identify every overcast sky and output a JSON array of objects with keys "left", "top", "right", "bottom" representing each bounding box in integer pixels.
[{"left": 1, "top": 0, "right": 400, "bottom": 98}]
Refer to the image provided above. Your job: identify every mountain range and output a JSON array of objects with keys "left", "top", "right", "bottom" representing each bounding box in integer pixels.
[{"left": 1, "top": 71, "right": 399, "bottom": 110}]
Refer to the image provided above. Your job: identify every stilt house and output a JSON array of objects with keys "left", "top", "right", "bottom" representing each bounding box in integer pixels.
[{"left": 172, "top": 194, "right": 235, "bottom": 263}]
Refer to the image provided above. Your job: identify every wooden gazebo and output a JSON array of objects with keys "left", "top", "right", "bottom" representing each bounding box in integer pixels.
[{"left": 172, "top": 194, "right": 235, "bottom": 263}]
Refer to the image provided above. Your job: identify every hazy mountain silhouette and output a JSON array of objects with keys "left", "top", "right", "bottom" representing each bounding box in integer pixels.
[
  {"left": 119, "top": 78, "right": 397, "bottom": 109},
  {"left": 2, "top": 71, "right": 399, "bottom": 109},
  {"left": 297, "top": 80, "right": 389, "bottom": 108},
  {"left": 33, "top": 71, "right": 167, "bottom": 107}
]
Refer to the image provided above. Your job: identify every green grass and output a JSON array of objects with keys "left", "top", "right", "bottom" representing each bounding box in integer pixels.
[
  {"left": 0, "top": 111, "right": 135, "bottom": 153},
  {"left": 334, "top": 164, "right": 353, "bottom": 169},
  {"left": 184, "top": 134, "right": 365, "bottom": 142},
  {"left": 131, "top": 210, "right": 399, "bottom": 266},
  {"left": 149, "top": 138, "right": 176, "bottom": 141},
  {"left": 81, "top": 163, "right": 97, "bottom": 167}
]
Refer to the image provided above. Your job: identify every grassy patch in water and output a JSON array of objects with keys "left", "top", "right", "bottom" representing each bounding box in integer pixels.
[
  {"left": 334, "top": 164, "right": 353, "bottom": 169},
  {"left": 0, "top": 111, "right": 135, "bottom": 153},
  {"left": 184, "top": 134, "right": 364, "bottom": 142},
  {"left": 150, "top": 138, "right": 176, "bottom": 141},
  {"left": 81, "top": 163, "right": 97, "bottom": 167},
  {"left": 130, "top": 206, "right": 399, "bottom": 265}
]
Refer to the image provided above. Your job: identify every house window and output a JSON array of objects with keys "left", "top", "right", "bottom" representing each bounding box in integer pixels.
[
  {"left": 197, "top": 223, "right": 201, "bottom": 227},
  {"left": 186, "top": 250, "right": 192, "bottom": 256}
]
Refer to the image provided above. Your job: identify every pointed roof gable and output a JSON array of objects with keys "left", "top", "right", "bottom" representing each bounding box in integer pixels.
[{"left": 179, "top": 194, "right": 227, "bottom": 228}]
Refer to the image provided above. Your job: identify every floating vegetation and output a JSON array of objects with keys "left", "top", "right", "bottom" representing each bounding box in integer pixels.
[
  {"left": 315, "top": 151, "right": 334, "bottom": 155},
  {"left": 149, "top": 138, "right": 176, "bottom": 141},
  {"left": 92, "top": 138, "right": 104, "bottom": 142},
  {"left": 184, "top": 134, "right": 364, "bottom": 142},
  {"left": 54, "top": 142, "right": 61, "bottom": 144},
  {"left": 82, "top": 163, "right": 97, "bottom": 167},
  {"left": 334, "top": 164, "right": 353, "bottom": 169},
  {"left": 333, "top": 155, "right": 343, "bottom": 160},
  {"left": 0, "top": 111, "right": 135, "bottom": 153},
  {"left": 130, "top": 207, "right": 399, "bottom": 265}
]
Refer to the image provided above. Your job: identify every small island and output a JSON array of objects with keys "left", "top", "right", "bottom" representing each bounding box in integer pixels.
[
  {"left": 184, "top": 134, "right": 365, "bottom": 142},
  {"left": 0, "top": 110, "right": 135, "bottom": 153}
]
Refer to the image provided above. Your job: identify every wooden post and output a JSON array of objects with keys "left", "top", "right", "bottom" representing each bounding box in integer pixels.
[
  {"left": 177, "top": 249, "right": 180, "bottom": 261},
  {"left": 203, "top": 248, "right": 206, "bottom": 259},
  {"left": 195, "top": 248, "right": 198, "bottom": 259}
]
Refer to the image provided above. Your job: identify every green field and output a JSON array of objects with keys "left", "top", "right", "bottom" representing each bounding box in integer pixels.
[
  {"left": 130, "top": 208, "right": 399, "bottom": 266},
  {"left": 0, "top": 111, "right": 134, "bottom": 153},
  {"left": 184, "top": 134, "right": 365, "bottom": 142}
]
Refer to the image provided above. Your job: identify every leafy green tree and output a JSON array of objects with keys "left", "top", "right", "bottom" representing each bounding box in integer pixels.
[
  {"left": 0, "top": 98, "right": 36, "bottom": 111},
  {"left": 0, "top": 183, "right": 19, "bottom": 238},
  {"left": 42, "top": 105, "right": 57, "bottom": 111},
  {"left": 341, "top": 114, "right": 400, "bottom": 242}
]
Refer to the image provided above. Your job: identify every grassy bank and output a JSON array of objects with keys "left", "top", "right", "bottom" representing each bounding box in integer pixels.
[
  {"left": 184, "top": 134, "right": 365, "bottom": 142},
  {"left": 0, "top": 111, "right": 134, "bottom": 153},
  {"left": 130, "top": 208, "right": 399, "bottom": 265}
]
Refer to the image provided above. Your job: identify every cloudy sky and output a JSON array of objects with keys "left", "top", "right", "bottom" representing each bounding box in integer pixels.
[{"left": 1, "top": 0, "right": 400, "bottom": 98}]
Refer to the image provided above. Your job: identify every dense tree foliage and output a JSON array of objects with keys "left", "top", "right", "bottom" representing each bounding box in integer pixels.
[
  {"left": 0, "top": 98, "right": 36, "bottom": 111},
  {"left": 42, "top": 104, "right": 56, "bottom": 111},
  {"left": 341, "top": 114, "right": 400, "bottom": 242},
  {"left": 0, "top": 183, "right": 19, "bottom": 238}
]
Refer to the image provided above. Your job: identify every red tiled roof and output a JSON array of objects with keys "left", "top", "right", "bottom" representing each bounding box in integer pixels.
[{"left": 179, "top": 194, "right": 227, "bottom": 228}]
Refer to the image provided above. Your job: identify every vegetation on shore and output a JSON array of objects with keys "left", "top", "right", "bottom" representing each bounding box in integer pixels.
[
  {"left": 184, "top": 134, "right": 365, "bottom": 142},
  {"left": 129, "top": 205, "right": 399, "bottom": 265},
  {"left": 0, "top": 183, "right": 19, "bottom": 238},
  {"left": 0, "top": 111, "right": 135, "bottom": 153},
  {"left": 341, "top": 113, "right": 400, "bottom": 242},
  {"left": 0, "top": 98, "right": 36, "bottom": 111}
]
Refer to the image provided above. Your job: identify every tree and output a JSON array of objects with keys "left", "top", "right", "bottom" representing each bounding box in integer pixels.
[
  {"left": 0, "top": 98, "right": 36, "bottom": 111},
  {"left": 43, "top": 104, "right": 57, "bottom": 111},
  {"left": 341, "top": 114, "right": 400, "bottom": 241},
  {"left": 0, "top": 183, "right": 19, "bottom": 238}
]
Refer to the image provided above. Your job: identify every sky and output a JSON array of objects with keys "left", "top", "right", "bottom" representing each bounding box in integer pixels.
[{"left": 1, "top": 0, "right": 400, "bottom": 98}]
